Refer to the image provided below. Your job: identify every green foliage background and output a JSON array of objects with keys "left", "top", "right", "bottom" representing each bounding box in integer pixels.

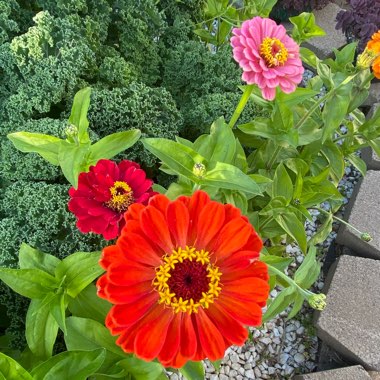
[{"left": 0, "top": 0, "right": 265, "bottom": 347}]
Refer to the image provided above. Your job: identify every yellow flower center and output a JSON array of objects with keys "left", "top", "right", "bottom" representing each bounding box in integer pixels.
[
  {"left": 106, "top": 181, "right": 134, "bottom": 213},
  {"left": 260, "top": 37, "right": 288, "bottom": 67},
  {"left": 153, "top": 246, "right": 222, "bottom": 314}
]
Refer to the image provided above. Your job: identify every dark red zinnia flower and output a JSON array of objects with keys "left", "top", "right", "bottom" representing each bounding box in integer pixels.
[
  {"left": 68, "top": 159, "right": 156, "bottom": 240},
  {"left": 97, "top": 190, "right": 270, "bottom": 368}
]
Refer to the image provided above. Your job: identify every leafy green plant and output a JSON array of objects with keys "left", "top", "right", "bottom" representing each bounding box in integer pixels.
[{"left": 7, "top": 88, "right": 140, "bottom": 187}]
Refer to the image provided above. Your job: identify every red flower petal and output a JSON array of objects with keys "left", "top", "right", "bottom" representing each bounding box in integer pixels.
[
  {"left": 180, "top": 191, "right": 210, "bottom": 244},
  {"left": 219, "top": 250, "right": 256, "bottom": 271},
  {"left": 117, "top": 232, "right": 161, "bottom": 267},
  {"left": 167, "top": 201, "right": 189, "bottom": 248},
  {"left": 217, "top": 295, "right": 263, "bottom": 326},
  {"left": 180, "top": 313, "right": 197, "bottom": 359},
  {"left": 134, "top": 307, "right": 174, "bottom": 361},
  {"left": 195, "top": 201, "right": 225, "bottom": 249},
  {"left": 221, "top": 277, "right": 270, "bottom": 306},
  {"left": 98, "top": 276, "right": 152, "bottom": 304},
  {"left": 140, "top": 206, "right": 173, "bottom": 253},
  {"left": 206, "top": 303, "right": 248, "bottom": 346},
  {"left": 211, "top": 217, "right": 252, "bottom": 260},
  {"left": 158, "top": 313, "right": 182, "bottom": 363},
  {"left": 148, "top": 194, "right": 170, "bottom": 215},
  {"left": 195, "top": 308, "right": 226, "bottom": 361},
  {"left": 108, "top": 292, "right": 158, "bottom": 328},
  {"left": 107, "top": 263, "right": 155, "bottom": 286},
  {"left": 124, "top": 203, "right": 145, "bottom": 222}
]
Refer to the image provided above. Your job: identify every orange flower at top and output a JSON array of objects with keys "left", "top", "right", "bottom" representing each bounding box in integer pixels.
[
  {"left": 367, "top": 31, "right": 380, "bottom": 54},
  {"left": 97, "top": 190, "right": 270, "bottom": 368},
  {"left": 373, "top": 56, "right": 380, "bottom": 79}
]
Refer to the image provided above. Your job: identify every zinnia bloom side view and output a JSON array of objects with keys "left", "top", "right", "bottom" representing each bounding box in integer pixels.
[
  {"left": 231, "top": 17, "right": 304, "bottom": 101},
  {"left": 68, "top": 159, "right": 157, "bottom": 240},
  {"left": 357, "top": 30, "right": 380, "bottom": 78},
  {"left": 97, "top": 190, "right": 270, "bottom": 368}
]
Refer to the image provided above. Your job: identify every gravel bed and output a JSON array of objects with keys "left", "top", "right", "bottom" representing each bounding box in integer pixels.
[{"left": 167, "top": 69, "right": 363, "bottom": 379}]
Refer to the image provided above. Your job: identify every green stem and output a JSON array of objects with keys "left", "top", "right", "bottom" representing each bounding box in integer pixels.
[
  {"left": 266, "top": 263, "right": 314, "bottom": 300},
  {"left": 266, "top": 145, "right": 282, "bottom": 170},
  {"left": 228, "top": 85, "right": 254, "bottom": 129},
  {"left": 312, "top": 207, "right": 364, "bottom": 235},
  {"left": 294, "top": 73, "right": 360, "bottom": 131}
]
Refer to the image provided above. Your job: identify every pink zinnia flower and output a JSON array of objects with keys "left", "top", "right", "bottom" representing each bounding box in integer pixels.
[
  {"left": 231, "top": 17, "right": 304, "bottom": 101},
  {"left": 68, "top": 159, "right": 157, "bottom": 240}
]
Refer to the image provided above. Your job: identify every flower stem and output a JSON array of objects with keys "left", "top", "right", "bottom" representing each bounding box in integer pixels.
[
  {"left": 266, "top": 263, "right": 315, "bottom": 300},
  {"left": 294, "top": 73, "right": 360, "bottom": 131},
  {"left": 228, "top": 84, "right": 254, "bottom": 129},
  {"left": 313, "top": 207, "right": 361, "bottom": 234}
]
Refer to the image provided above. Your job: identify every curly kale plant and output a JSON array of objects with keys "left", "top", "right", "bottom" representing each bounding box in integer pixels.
[
  {"left": 0, "top": 0, "right": 266, "bottom": 349},
  {"left": 336, "top": 0, "right": 380, "bottom": 51}
]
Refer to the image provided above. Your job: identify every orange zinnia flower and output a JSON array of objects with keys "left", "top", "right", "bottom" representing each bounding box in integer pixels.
[
  {"left": 367, "top": 31, "right": 380, "bottom": 54},
  {"left": 97, "top": 190, "right": 269, "bottom": 368},
  {"left": 373, "top": 56, "right": 380, "bottom": 79}
]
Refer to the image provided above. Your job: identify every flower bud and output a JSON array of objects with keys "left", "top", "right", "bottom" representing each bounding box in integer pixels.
[
  {"left": 360, "top": 232, "right": 372, "bottom": 242},
  {"left": 193, "top": 163, "right": 206, "bottom": 178},
  {"left": 64, "top": 124, "right": 78, "bottom": 143},
  {"left": 357, "top": 48, "right": 377, "bottom": 70},
  {"left": 308, "top": 293, "right": 326, "bottom": 311}
]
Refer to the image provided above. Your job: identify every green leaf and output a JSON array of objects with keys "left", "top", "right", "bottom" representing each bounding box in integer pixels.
[
  {"left": 332, "top": 42, "right": 357, "bottom": 69},
  {"left": 347, "top": 153, "right": 367, "bottom": 177},
  {"left": 193, "top": 29, "right": 217, "bottom": 44},
  {"left": 256, "top": 0, "right": 277, "bottom": 17},
  {"left": 0, "top": 353, "right": 32, "bottom": 380},
  {"left": 272, "top": 101, "right": 293, "bottom": 132},
  {"left": 321, "top": 142, "right": 345, "bottom": 185},
  {"left": 316, "top": 60, "right": 333, "bottom": 88},
  {"left": 233, "top": 138, "right": 248, "bottom": 172},
  {"left": 50, "top": 293, "right": 67, "bottom": 335},
  {"left": 263, "top": 286, "right": 296, "bottom": 323},
  {"left": 142, "top": 138, "right": 205, "bottom": 182},
  {"left": 117, "top": 357, "right": 166, "bottom": 380},
  {"left": 7, "top": 132, "right": 62, "bottom": 165},
  {"left": 87, "top": 130, "right": 141, "bottom": 166},
  {"left": 307, "top": 212, "right": 333, "bottom": 246},
  {"left": 26, "top": 299, "right": 59, "bottom": 359},
  {"left": 202, "top": 162, "right": 261, "bottom": 195},
  {"left": 65, "top": 317, "right": 125, "bottom": 357},
  {"left": 294, "top": 246, "right": 321, "bottom": 289},
  {"left": 179, "top": 361, "right": 205, "bottom": 380},
  {"left": 272, "top": 163, "right": 293, "bottom": 202},
  {"left": 0, "top": 268, "right": 57, "bottom": 299},
  {"left": 194, "top": 118, "right": 236, "bottom": 163},
  {"left": 289, "top": 12, "right": 325, "bottom": 44},
  {"left": 321, "top": 86, "right": 351, "bottom": 143},
  {"left": 260, "top": 255, "right": 294, "bottom": 272},
  {"left": 58, "top": 142, "right": 90, "bottom": 187},
  {"left": 67, "top": 284, "right": 111, "bottom": 324},
  {"left": 55, "top": 252, "right": 103, "bottom": 298},
  {"left": 30, "top": 349, "right": 106, "bottom": 380},
  {"left": 68, "top": 87, "right": 92, "bottom": 144},
  {"left": 276, "top": 87, "right": 318, "bottom": 107},
  {"left": 18, "top": 243, "right": 60, "bottom": 276},
  {"left": 287, "top": 292, "right": 305, "bottom": 320},
  {"left": 275, "top": 213, "right": 307, "bottom": 253},
  {"left": 300, "top": 47, "right": 318, "bottom": 69}
]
